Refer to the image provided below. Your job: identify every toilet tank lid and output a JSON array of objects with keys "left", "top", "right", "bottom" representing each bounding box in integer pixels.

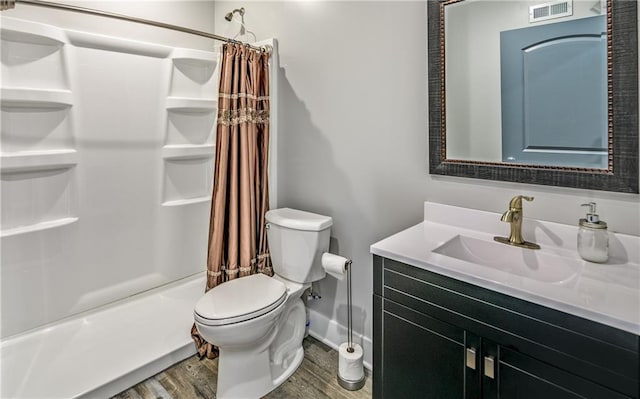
[{"left": 265, "top": 208, "right": 333, "bottom": 231}]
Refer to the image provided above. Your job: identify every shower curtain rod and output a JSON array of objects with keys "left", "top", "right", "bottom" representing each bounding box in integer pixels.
[{"left": 0, "top": 0, "right": 269, "bottom": 53}]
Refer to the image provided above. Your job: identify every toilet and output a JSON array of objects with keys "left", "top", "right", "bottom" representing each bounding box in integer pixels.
[{"left": 193, "top": 208, "right": 332, "bottom": 399}]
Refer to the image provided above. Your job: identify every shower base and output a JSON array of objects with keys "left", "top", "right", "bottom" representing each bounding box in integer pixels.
[{"left": 0, "top": 273, "right": 205, "bottom": 399}]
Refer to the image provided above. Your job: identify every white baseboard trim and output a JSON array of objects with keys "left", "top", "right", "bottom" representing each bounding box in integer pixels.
[{"left": 307, "top": 308, "right": 373, "bottom": 371}]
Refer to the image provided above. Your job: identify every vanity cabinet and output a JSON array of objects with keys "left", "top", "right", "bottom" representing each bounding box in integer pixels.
[{"left": 373, "top": 255, "right": 639, "bottom": 399}]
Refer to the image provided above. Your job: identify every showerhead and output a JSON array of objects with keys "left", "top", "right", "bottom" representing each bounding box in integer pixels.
[{"left": 225, "top": 7, "right": 245, "bottom": 22}]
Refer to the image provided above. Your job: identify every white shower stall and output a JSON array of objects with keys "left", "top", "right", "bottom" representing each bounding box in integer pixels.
[{"left": 0, "top": 6, "right": 277, "bottom": 398}]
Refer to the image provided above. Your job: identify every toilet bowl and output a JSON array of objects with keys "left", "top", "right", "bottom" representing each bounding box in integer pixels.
[{"left": 193, "top": 208, "right": 332, "bottom": 399}]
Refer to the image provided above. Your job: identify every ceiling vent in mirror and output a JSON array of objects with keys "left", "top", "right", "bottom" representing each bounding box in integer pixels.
[{"left": 529, "top": 0, "right": 573, "bottom": 23}]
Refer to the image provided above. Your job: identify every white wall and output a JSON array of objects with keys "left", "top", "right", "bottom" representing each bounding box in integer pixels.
[
  {"left": 213, "top": 0, "right": 640, "bottom": 367},
  {"left": 213, "top": 1, "right": 431, "bottom": 360}
]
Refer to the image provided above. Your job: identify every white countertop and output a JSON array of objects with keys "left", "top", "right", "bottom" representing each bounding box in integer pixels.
[{"left": 370, "top": 202, "right": 640, "bottom": 335}]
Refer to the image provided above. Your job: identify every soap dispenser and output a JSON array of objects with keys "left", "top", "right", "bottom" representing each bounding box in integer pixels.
[{"left": 577, "top": 202, "right": 608, "bottom": 263}]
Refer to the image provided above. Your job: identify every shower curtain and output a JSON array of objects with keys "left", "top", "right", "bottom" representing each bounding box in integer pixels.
[{"left": 191, "top": 43, "right": 272, "bottom": 359}]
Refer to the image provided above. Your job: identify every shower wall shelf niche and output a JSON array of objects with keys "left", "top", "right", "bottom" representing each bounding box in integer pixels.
[
  {"left": 0, "top": 105, "right": 74, "bottom": 152},
  {"left": 165, "top": 97, "right": 217, "bottom": 111},
  {"left": 162, "top": 144, "right": 215, "bottom": 160},
  {"left": 0, "top": 19, "right": 66, "bottom": 43},
  {"left": 0, "top": 216, "right": 78, "bottom": 238},
  {"left": 161, "top": 196, "right": 212, "bottom": 207},
  {"left": 1, "top": 19, "right": 68, "bottom": 90},
  {"left": 1, "top": 17, "right": 77, "bottom": 250},
  {"left": 0, "top": 88, "right": 73, "bottom": 107},
  {"left": 1, "top": 167, "right": 77, "bottom": 234},
  {"left": 162, "top": 47, "right": 217, "bottom": 208},
  {"left": 171, "top": 48, "right": 217, "bottom": 61},
  {"left": 169, "top": 48, "right": 217, "bottom": 98},
  {"left": 166, "top": 108, "right": 216, "bottom": 146},
  {"left": 162, "top": 156, "right": 213, "bottom": 206},
  {"left": 0, "top": 149, "right": 78, "bottom": 172}
]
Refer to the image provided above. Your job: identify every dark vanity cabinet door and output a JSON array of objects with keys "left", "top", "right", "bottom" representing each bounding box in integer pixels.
[
  {"left": 373, "top": 255, "right": 639, "bottom": 399},
  {"left": 480, "top": 341, "right": 631, "bottom": 399},
  {"left": 490, "top": 345, "right": 631, "bottom": 399},
  {"left": 375, "top": 296, "right": 481, "bottom": 399}
]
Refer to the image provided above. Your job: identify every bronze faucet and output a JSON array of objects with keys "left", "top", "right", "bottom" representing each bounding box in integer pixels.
[{"left": 494, "top": 195, "right": 540, "bottom": 250}]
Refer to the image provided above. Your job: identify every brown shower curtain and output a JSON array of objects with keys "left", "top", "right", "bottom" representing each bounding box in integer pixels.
[{"left": 191, "top": 43, "right": 272, "bottom": 359}]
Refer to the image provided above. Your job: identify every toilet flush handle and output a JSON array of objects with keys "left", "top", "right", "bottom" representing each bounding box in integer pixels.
[{"left": 265, "top": 223, "right": 271, "bottom": 229}]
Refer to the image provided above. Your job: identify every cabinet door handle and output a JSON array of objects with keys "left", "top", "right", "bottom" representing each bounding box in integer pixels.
[
  {"left": 484, "top": 355, "right": 495, "bottom": 379},
  {"left": 465, "top": 348, "right": 477, "bottom": 370}
]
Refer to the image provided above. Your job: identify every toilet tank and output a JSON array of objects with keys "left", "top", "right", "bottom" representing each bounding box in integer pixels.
[{"left": 265, "top": 208, "right": 332, "bottom": 283}]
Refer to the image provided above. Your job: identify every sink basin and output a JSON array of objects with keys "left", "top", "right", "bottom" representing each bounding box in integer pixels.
[{"left": 433, "top": 235, "right": 583, "bottom": 284}]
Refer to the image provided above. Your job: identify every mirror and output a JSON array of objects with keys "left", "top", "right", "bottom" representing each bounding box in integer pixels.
[{"left": 428, "top": 0, "right": 639, "bottom": 193}]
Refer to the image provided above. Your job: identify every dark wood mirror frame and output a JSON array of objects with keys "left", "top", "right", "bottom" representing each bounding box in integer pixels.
[{"left": 428, "top": 0, "right": 639, "bottom": 193}]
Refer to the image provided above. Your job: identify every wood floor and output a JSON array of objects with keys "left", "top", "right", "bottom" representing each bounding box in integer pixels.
[{"left": 112, "top": 337, "right": 372, "bottom": 399}]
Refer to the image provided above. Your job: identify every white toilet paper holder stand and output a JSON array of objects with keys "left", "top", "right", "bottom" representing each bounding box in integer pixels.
[{"left": 337, "top": 258, "right": 366, "bottom": 391}]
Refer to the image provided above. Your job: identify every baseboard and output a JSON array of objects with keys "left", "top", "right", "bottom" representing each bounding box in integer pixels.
[{"left": 307, "top": 308, "right": 373, "bottom": 370}]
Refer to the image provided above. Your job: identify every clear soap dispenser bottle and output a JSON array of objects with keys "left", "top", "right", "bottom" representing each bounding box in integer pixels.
[{"left": 577, "top": 202, "right": 608, "bottom": 263}]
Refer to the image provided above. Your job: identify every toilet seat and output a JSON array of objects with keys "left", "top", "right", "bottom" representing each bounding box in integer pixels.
[{"left": 194, "top": 274, "right": 287, "bottom": 326}]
